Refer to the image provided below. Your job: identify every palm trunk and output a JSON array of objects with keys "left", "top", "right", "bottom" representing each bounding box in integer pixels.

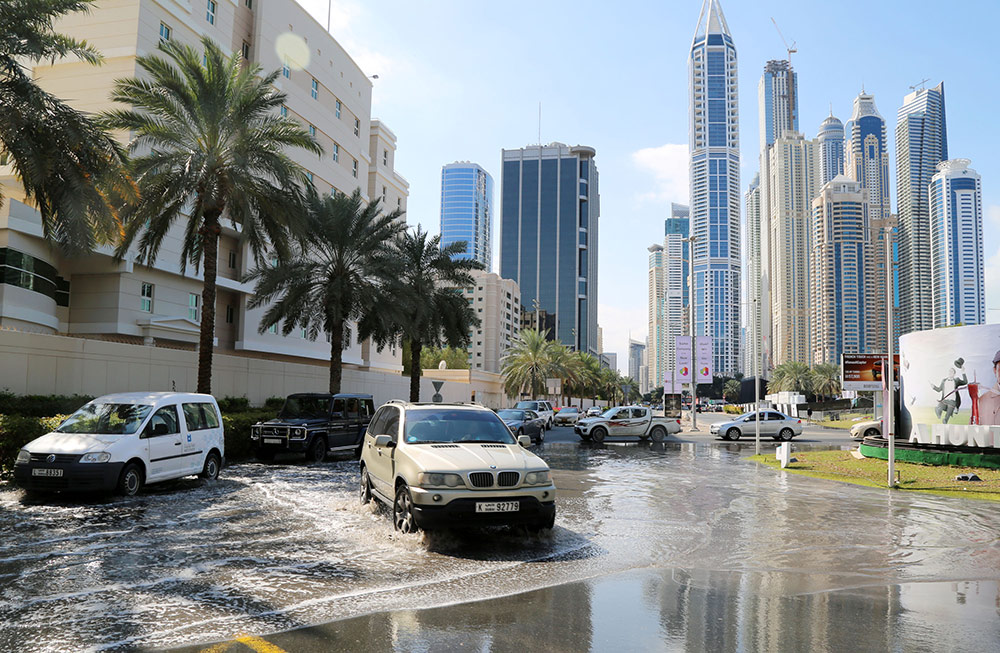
[
  {"left": 197, "top": 216, "right": 221, "bottom": 394},
  {"left": 328, "top": 318, "right": 344, "bottom": 394},
  {"left": 409, "top": 340, "right": 422, "bottom": 402}
]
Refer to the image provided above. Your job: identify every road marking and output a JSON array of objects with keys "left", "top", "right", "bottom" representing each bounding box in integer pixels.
[{"left": 200, "top": 635, "right": 287, "bottom": 653}]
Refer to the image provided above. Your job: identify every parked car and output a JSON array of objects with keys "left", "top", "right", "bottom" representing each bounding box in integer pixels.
[
  {"left": 710, "top": 410, "right": 803, "bottom": 441},
  {"left": 359, "top": 401, "right": 556, "bottom": 533},
  {"left": 514, "top": 400, "right": 554, "bottom": 430},
  {"left": 574, "top": 406, "right": 681, "bottom": 443},
  {"left": 497, "top": 409, "right": 546, "bottom": 444},
  {"left": 554, "top": 406, "right": 581, "bottom": 426},
  {"left": 13, "top": 392, "right": 224, "bottom": 496},
  {"left": 251, "top": 393, "right": 374, "bottom": 462},
  {"left": 586, "top": 406, "right": 603, "bottom": 417},
  {"left": 850, "top": 419, "right": 882, "bottom": 441}
]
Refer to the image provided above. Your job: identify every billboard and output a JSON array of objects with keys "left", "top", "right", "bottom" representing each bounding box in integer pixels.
[
  {"left": 841, "top": 353, "right": 900, "bottom": 391},
  {"left": 675, "top": 336, "right": 713, "bottom": 384},
  {"left": 899, "top": 324, "right": 1000, "bottom": 446}
]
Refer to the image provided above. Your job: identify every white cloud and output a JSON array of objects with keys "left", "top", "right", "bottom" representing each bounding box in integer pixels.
[
  {"left": 598, "top": 304, "right": 648, "bottom": 376},
  {"left": 631, "top": 143, "right": 689, "bottom": 207},
  {"left": 986, "top": 245, "right": 1000, "bottom": 324},
  {"left": 988, "top": 204, "right": 1000, "bottom": 229}
]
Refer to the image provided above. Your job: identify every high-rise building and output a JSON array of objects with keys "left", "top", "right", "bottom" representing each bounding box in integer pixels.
[
  {"left": 647, "top": 244, "right": 667, "bottom": 390},
  {"left": 455, "top": 270, "right": 520, "bottom": 372},
  {"left": 817, "top": 112, "right": 845, "bottom": 185},
  {"left": 759, "top": 60, "right": 799, "bottom": 152},
  {"left": 500, "top": 143, "right": 598, "bottom": 354},
  {"left": 600, "top": 352, "right": 618, "bottom": 371},
  {"left": 440, "top": 162, "right": 494, "bottom": 270},
  {"left": 744, "top": 174, "right": 761, "bottom": 376},
  {"left": 845, "top": 91, "right": 892, "bottom": 353},
  {"left": 929, "top": 160, "right": 984, "bottom": 327},
  {"left": 896, "top": 82, "right": 948, "bottom": 335},
  {"left": 689, "top": 0, "right": 741, "bottom": 375},
  {"left": 768, "top": 132, "right": 819, "bottom": 366},
  {"left": 628, "top": 340, "right": 646, "bottom": 384},
  {"left": 810, "top": 175, "right": 871, "bottom": 365},
  {"left": 0, "top": 0, "right": 407, "bottom": 374},
  {"left": 648, "top": 205, "right": 691, "bottom": 394}
]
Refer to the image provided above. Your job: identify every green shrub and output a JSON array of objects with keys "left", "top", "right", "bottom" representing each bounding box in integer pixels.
[
  {"left": 0, "top": 391, "right": 93, "bottom": 417},
  {"left": 723, "top": 405, "right": 743, "bottom": 415},
  {"left": 264, "top": 396, "right": 285, "bottom": 410},
  {"left": 222, "top": 409, "right": 274, "bottom": 462},
  {"left": 217, "top": 396, "right": 251, "bottom": 412}
]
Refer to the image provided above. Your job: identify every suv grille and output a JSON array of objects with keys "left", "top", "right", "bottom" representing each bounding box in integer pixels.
[
  {"left": 260, "top": 426, "right": 288, "bottom": 437},
  {"left": 497, "top": 472, "right": 519, "bottom": 487},
  {"left": 469, "top": 472, "right": 493, "bottom": 488},
  {"left": 29, "top": 453, "right": 79, "bottom": 463}
]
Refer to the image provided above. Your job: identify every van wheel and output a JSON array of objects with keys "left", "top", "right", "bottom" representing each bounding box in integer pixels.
[
  {"left": 117, "top": 463, "right": 143, "bottom": 497},
  {"left": 309, "top": 437, "right": 327, "bottom": 463},
  {"left": 650, "top": 426, "right": 667, "bottom": 443},
  {"left": 200, "top": 452, "right": 221, "bottom": 480}
]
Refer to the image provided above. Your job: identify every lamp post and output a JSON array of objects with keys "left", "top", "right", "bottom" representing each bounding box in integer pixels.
[
  {"left": 882, "top": 215, "right": 898, "bottom": 486},
  {"left": 754, "top": 296, "right": 761, "bottom": 456},
  {"left": 684, "top": 235, "right": 698, "bottom": 431}
]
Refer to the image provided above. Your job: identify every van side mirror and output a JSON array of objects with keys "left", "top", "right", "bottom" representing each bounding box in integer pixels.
[
  {"left": 374, "top": 434, "right": 394, "bottom": 448},
  {"left": 518, "top": 435, "right": 532, "bottom": 448}
]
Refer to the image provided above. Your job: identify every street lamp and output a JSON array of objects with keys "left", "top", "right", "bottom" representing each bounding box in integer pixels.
[{"left": 875, "top": 214, "right": 899, "bottom": 486}]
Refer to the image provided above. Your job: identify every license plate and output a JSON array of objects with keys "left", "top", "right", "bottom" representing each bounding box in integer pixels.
[
  {"left": 32, "top": 468, "right": 63, "bottom": 477},
  {"left": 475, "top": 501, "right": 519, "bottom": 513},
  {"left": 263, "top": 438, "right": 282, "bottom": 444}
]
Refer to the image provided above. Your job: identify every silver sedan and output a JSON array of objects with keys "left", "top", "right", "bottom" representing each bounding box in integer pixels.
[{"left": 709, "top": 410, "right": 803, "bottom": 441}]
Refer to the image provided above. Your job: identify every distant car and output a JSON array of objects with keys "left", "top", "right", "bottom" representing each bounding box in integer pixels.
[
  {"left": 359, "top": 402, "right": 556, "bottom": 533},
  {"left": 554, "top": 406, "right": 581, "bottom": 426},
  {"left": 497, "top": 409, "right": 546, "bottom": 444},
  {"left": 250, "top": 393, "right": 374, "bottom": 462},
  {"left": 514, "top": 400, "right": 554, "bottom": 430},
  {"left": 850, "top": 419, "right": 882, "bottom": 441},
  {"left": 710, "top": 410, "right": 802, "bottom": 441},
  {"left": 586, "top": 407, "right": 603, "bottom": 417},
  {"left": 14, "top": 392, "right": 224, "bottom": 496},
  {"left": 575, "top": 406, "right": 681, "bottom": 443}
]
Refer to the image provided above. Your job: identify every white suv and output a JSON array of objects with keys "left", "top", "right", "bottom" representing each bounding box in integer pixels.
[
  {"left": 359, "top": 402, "right": 556, "bottom": 533},
  {"left": 514, "top": 400, "right": 554, "bottom": 430}
]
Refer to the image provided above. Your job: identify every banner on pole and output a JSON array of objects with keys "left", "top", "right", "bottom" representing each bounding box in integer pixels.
[
  {"left": 675, "top": 335, "right": 713, "bottom": 384},
  {"left": 675, "top": 336, "right": 691, "bottom": 383},
  {"left": 695, "top": 336, "right": 713, "bottom": 382}
]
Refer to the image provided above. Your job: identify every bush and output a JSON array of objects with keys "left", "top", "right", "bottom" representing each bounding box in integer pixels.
[
  {"left": 264, "top": 396, "right": 285, "bottom": 410},
  {"left": 222, "top": 409, "right": 274, "bottom": 462},
  {"left": 217, "top": 396, "right": 251, "bottom": 412},
  {"left": 723, "top": 405, "right": 743, "bottom": 415},
  {"left": 0, "top": 391, "right": 93, "bottom": 417}
]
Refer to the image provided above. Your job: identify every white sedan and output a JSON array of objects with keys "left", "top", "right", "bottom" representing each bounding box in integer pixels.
[{"left": 710, "top": 410, "right": 803, "bottom": 441}]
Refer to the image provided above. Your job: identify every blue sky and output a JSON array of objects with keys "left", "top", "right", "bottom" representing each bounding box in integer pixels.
[{"left": 299, "top": 0, "right": 999, "bottom": 374}]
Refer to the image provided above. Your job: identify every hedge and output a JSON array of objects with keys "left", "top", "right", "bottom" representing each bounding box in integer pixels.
[
  {"left": 0, "top": 392, "right": 94, "bottom": 417},
  {"left": 0, "top": 409, "right": 276, "bottom": 476}
]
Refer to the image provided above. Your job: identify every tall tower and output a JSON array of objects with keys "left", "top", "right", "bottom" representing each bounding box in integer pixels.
[
  {"left": 897, "top": 82, "right": 948, "bottom": 335},
  {"left": 744, "top": 174, "right": 761, "bottom": 375},
  {"left": 440, "top": 162, "right": 494, "bottom": 270},
  {"left": 664, "top": 207, "right": 690, "bottom": 385},
  {"left": 817, "top": 112, "right": 845, "bottom": 185},
  {"left": 499, "top": 143, "right": 599, "bottom": 353},
  {"left": 647, "top": 244, "right": 666, "bottom": 390},
  {"left": 929, "top": 159, "right": 984, "bottom": 327},
  {"left": 689, "top": 0, "right": 740, "bottom": 375}
]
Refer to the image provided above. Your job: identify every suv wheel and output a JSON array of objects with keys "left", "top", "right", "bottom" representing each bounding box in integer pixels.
[
  {"left": 591, "top": 426, "right": 607, "bottom": 443},
  {"left": 393, "top": 484, "right": 418, "bottom": 533},
  {"left": 779, "top": 428, "right": 794, "bottom": 441},
  {"left": 726, "top": 427, "right": 741, "bottom": 441},
  {"left": 309, "top": 437, "right": 327, "bottom": 463},
  {"left": 359, "top": 466, "right": 372, "bottom": 505}
]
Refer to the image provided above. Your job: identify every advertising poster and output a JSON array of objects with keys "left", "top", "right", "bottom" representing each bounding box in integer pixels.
[
  {"left": 696, "top": 336, "right": 713, "bottom": 382},
  {"left": 675, "top": 336, "right": 713, "bottom": 384},
  {"left": 842, "top": 353, "right": 900, "bottom": 391},
  {"left": 675, "top": 336, "right": 691, "bottom": 383},
  {"left": 899, "top": 324, "right": 1000, "bottom": 445}
]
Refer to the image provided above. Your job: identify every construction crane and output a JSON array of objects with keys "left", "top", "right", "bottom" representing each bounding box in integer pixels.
[
  {"left": 909, "top": 78, "right": 931, "bottom": 92},
  {"left": 770, "top": 17, "right": 797, "bottom": 64}
]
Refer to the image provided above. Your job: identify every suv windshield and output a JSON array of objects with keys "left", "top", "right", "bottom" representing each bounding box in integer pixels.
[
  {"left": 57, "top": 403, "right": 153, "bottom": 435},
  {"left": 514, "top": 401, "right": 539, "bottom": 411},
  {"left": 404, "top": 409, "right": 517, "bottom": 444},
  {"left": 279, "top": 396, "right": 329, "bottom": 419}
]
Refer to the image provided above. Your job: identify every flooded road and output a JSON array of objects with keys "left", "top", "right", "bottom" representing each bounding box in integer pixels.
[{"left": 2, "top": 441, "right": 999, "bottom": 651}]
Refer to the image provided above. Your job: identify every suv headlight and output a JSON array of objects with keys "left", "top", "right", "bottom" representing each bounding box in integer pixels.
[
  {"left": 80, "top": 452, "right": 111, "bottom": 464},
  {"left": 291, "top": 428, "right": 307, "bottom": 439},
  {"left": 523, "top": 470, "right": 550, "bottom": 486},
  {"left": 251, "top": 425, "right": 260, "bottom": 440},
  {"left": 418, "top": 472, "right": 465, "bottom": 488},
  {"left": 16, "top": 450, "right": 30, "bottom": 464}
]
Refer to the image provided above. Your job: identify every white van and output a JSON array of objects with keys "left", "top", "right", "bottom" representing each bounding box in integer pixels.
[{"left": 13, "top": 392, "right": 224, "bottom": 496}]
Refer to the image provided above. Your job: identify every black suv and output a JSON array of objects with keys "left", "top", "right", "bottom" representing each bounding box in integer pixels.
[{"left": 251, "top": 393, "right": 375, "bottom": 462}]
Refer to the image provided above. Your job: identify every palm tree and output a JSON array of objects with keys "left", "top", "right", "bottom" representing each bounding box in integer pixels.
[
  {"left": 771, "top": 361, "right": 814, "bottom": 396},
  {"left": 0, "top": 0, "right": 129, "bottom": 254},
  {"left": 502, "top": 329, "right": 557, "bottom": 400},
  {"left": 547, "top": 343, "right": 582, "bottom": 406},
  {"left": 103, "top": 37, "right": 321, "bottom": 394},
  {"left": 566, "top": 351, "right": 601, "bottom": 405},
  {"left": 388, "top": 228, "right": 482, "bottom": 401},
  {"left": 244, "top": 188, "right": 404, "bottom": 393},
  {"left": 723, "top": 379, "right": 741, "bottom": 402},
  {"left": 811, "top": 363, "right": 841, "bottom": 401}
]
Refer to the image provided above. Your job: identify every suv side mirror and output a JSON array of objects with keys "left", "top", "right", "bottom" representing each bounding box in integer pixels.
[
  {"left": 518, "top": 435, "right": 532, "bottom": 447},
  {"left": 374, "top": 434, "right": 394, "bottom": 448}
]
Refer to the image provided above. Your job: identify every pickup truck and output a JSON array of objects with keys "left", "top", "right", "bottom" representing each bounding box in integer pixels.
[
  {"left": 574, "top": 406, "right": 681, "bottom": 443},
  {"left": 251, "top": 393, "right": 375, "bottom": 462}
]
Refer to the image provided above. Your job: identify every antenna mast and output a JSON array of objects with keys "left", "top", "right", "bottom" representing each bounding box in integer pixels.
[
  {"left": 909, "top": 78, "right": 931, "bottom": 92},
  {"left": 538, "top": 102, "right": 542, "bottom": 146}
]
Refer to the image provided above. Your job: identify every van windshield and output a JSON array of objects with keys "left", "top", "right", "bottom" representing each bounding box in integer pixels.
[{"left": 56, "top": 403, "right": 153, "bottom": 435}]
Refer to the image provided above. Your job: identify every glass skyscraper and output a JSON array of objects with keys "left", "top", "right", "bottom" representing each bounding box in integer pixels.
[
  {"left": 817, "top": 112, "right": 845, "bottom": 185},
  {"left": 440, "top": 162, "right": 494, "bottom": 270},
  {"left": 499, "top": 143, "right": 598, "bottom": 354},
  {"left": 896, "top": 82, "right": 948, "bottom": 335},
  {"left": 689, "top": 0, "right": 741, "bottom": 375}
]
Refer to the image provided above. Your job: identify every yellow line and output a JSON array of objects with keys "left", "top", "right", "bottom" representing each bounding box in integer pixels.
[{"left": 235, "top": 635, "right": 288, "bottom": 653}]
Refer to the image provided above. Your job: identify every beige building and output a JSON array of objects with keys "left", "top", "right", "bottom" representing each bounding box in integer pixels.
[
  {"left": 767, "top": 131, "right": 819, "bottom": 366},
  {"left": 459, "top": 270, "right": 520, "bottom": 373},
  {"left": 0, "top": 0, "right": 408, "bottom": 378}
]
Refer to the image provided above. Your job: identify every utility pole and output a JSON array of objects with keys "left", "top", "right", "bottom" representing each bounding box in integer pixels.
[
  {"left": 685, "top": 235, "right": 698, "bottom": 431},
  {"left": 754, "top": 296, "right": 761, "bottom": 455},
  {"left": 884, "top": 215, "right": 898, "bottom": 486}
]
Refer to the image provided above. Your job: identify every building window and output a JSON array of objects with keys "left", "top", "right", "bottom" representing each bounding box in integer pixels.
[
  {"left": 335, "top": 99, "right": 341, "bottom": 118},
  {"left": 244, "top": 0, "right": 252, "bottom": 8},
  {"left": 225, "top": 305, "right": 234, "bottom": 324},
  {"left": 282, "top": 61, "right": 290, "bottom": 78},
  {"left": 228, "top": 250, "right": 237, "bottom": 269},
  {"left": 353, "top": 118, "right": 360, "bottom": 137},
  {"left": 306, "top": 171, "right": 313, "bottom": 182},
  {"left": 241, "top": 41, "right": 250, "bottom": 60},
  {"left": 382, "top": 185, "right": 386, "bottom": 201},
  {"left": 332, "top": 143, "right": 339, "bottom": 162},
  {"left": 343, "top": 326, "right": 352, "bottom": 349},
  {"left": 352, "top": 159, "right": 358, "bottom": 178},
  {"left": 140, "top": 283, "right": 153, "bottom": 313},
  {"left": 268, "top": 323, "right": 277, "bottom": 334},
  {"left": 311, "top": 78, "right": 318, "bottom": 99},
  {"left": 301, "top": 328, "right": 308, "bottom": 339},
  {"left": 383, "top": 149, "right": 388, "bottom": 166},
  {"left": 280, "top": 105, "right": 287, "bottom": 117},
  {"left": 159, "top": 22, "right": 171, "bottom": 42},
  {"left": 308, "top": 124, "right": 315, "bottom": 137},
  {"left": 206, "top": 0, "right": 216, "bottom": 25},
  {"left": 188, "top": 293, "right": 200, "bottom": 321},
  {"left": 397, "top": 197, "right": 401, "bottom": 209}
]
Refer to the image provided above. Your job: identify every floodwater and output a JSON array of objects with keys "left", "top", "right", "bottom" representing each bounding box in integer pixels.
[{"left": 1, "top": 442, "right": 999, "bottom": 652}]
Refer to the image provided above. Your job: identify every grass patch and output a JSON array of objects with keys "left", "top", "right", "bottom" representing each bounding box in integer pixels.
[
  {"left": 815, "top": 412, "right": 873, "bottom": 429},
  {"left": 748, "top": 449, "right": 1000, "bottom": 502}
]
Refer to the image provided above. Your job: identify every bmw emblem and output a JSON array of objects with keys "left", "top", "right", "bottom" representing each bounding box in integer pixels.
[
  {"left": 490, "top": 465, "right": 496, "bottom": 469},
  {"left": 46, "top": 454, "right": 56, "bottom": 463}
]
